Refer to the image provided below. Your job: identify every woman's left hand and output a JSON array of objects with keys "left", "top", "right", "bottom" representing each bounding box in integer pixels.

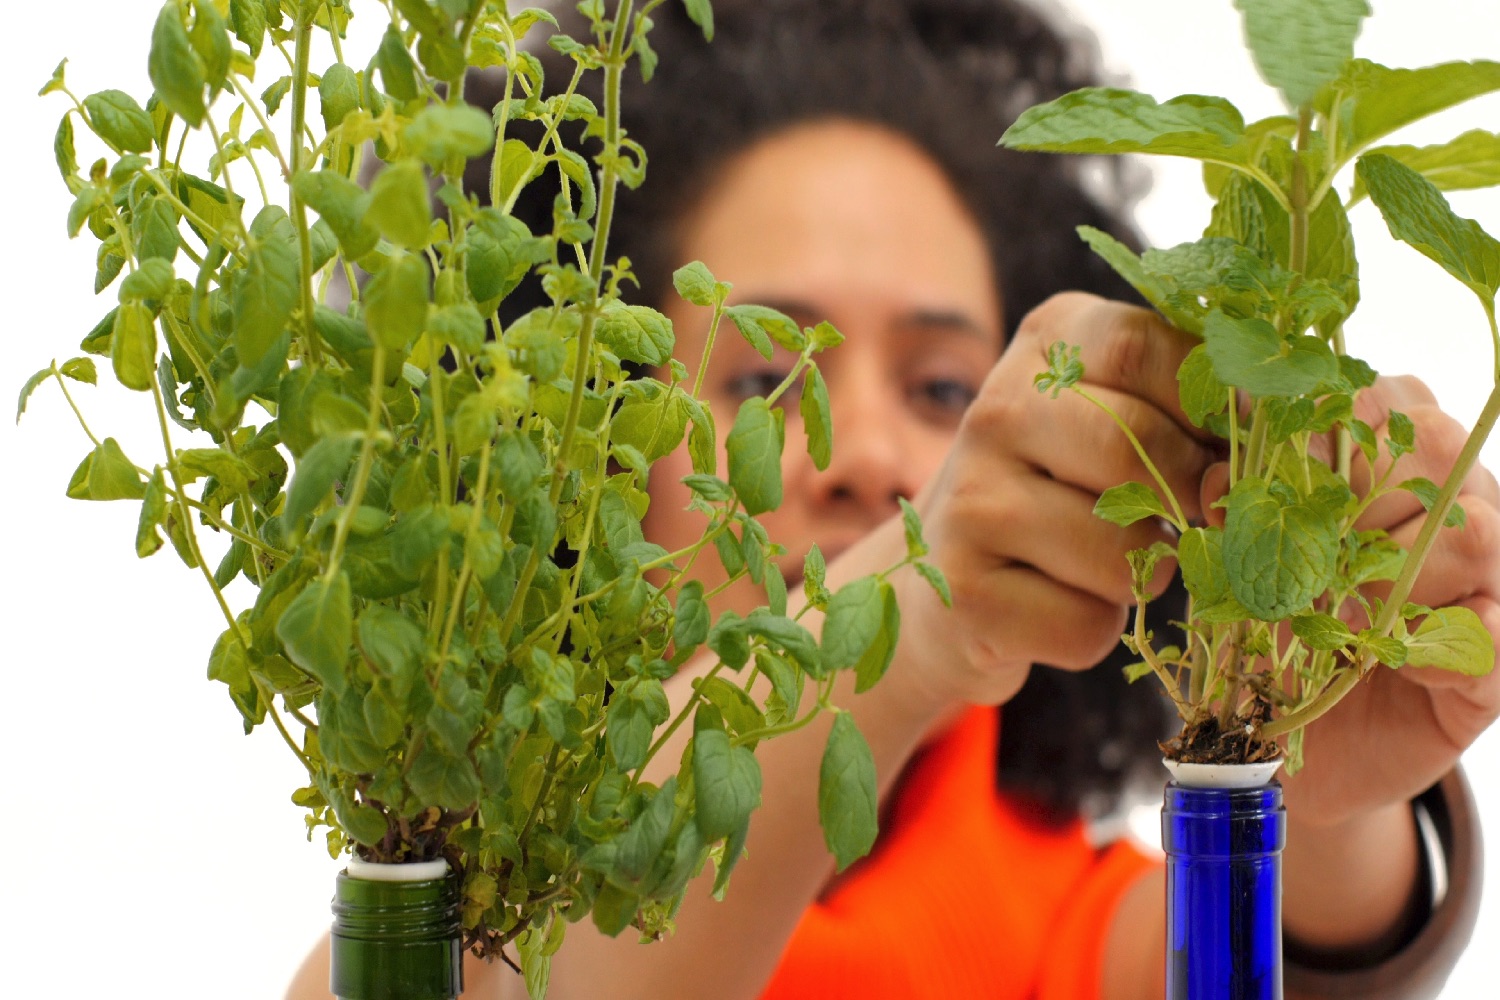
[{"left": 1279, "top": 374, "right": 1500, "bottom": 826}]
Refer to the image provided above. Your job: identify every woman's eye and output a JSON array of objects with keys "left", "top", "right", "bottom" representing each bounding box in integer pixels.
[
  {"left": 724, "top": 369, "right": 794, "bottom": 401},
  {"left": 915, "top": 377, "right": 979, "bottom": 415}
]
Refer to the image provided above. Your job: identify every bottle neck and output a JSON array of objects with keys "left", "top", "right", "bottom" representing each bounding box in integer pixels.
[{"left": 329, "top": 866, "right": 463, "bottom": 1000}]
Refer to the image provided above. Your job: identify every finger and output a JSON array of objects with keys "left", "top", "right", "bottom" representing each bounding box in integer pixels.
[
  {"left": 981, "top": 379, "right": 1215, "bottom": 523},
  {"left": 1374, "top": 497, "right": 1500, "bottom": 611},
  {"left": 948, "top": 560, "right": 1130, "bottom": 674},
  {"left": 950, "top": 469, "right": 1177, "bottom": 607},
  {"left": 1015, "top": 292, "right": 1214, "bottom": 439}
]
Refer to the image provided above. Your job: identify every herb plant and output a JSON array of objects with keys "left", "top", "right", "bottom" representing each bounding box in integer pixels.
[
  {"left": 19, "top": 0, "right": 944, "bottom": 980},
  {"left": 1004, "top": 0, "right": 1500, "bottom": 769}
]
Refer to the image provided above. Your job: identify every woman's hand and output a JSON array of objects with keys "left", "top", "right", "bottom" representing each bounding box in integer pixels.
[
  {"left": 1281, "top": 375, "right": 1500, "bottom": 825},
  {"left": 892, "top": 292, "right": 1215, "bottom": 712}
]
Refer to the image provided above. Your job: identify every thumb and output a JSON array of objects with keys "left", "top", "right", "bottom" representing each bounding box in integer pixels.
[{"left": 1200, "top": 461, "right": 1230, "bottom": 528}]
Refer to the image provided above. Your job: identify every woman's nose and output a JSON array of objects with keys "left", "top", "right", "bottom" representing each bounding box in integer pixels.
[{"left": 804, "top": 371, "right": 918, "bottom": 516}]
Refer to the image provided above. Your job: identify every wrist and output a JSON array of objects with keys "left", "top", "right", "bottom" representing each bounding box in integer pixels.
[{"left": 1284, "top": 769, "right": 1482, "bottom": 1000}]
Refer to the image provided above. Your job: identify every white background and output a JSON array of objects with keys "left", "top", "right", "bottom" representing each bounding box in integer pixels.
[{"left": 1, "top": 1, "right": 1498, "bottom": 996}]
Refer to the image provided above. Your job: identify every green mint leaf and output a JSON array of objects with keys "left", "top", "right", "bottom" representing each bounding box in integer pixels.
[
  {"left": 148, "top": 1, "right": 207, "bottom": 127},
  {"left": 365, "top": 252, "right": 431, "bottom": 350},
  {"left": 406, "top": 739, "right": 482, "bottom": 811},
  {"left": 82, "top": 90, "right": 154, "bottom": 154},
  {"left": 1233, "top": 0, "right": 1370, "bottom": 109},
  {"left": 802, "top": 544, "right": 829, "bottom": 608},
  {"left": 696, "top": 676, "right": 764, "bottom": 739},
  {"left": 915, "top": 561, "right": 952, "bottom": 608},
  {"left": 1358, "top": 630, "right": 1409, "bottom": 668},
  {"left": 1127, "top": 541, "right": 1176, "bottom": 600},
  {"left": 682, "top": 0, "right": 714, "bottom": 41},
  {"left": 376, "top": 24, "right": 420, "bottom": 101},
  {"left": 672, "top": 260, "right": 721, "bottom": 307},
  {"left": 799, "top": 365, "right": 833, "bottom": 471},
  {"left": 744, "top": 611, "right": 822, "bottom": 679},
  {"left": 726, "top": 397, "right": 784, "bottom": 516},
  {"left": 807, "top": 321, "right": 844, "bottom": 352},
  {"left": 67, "top": 437, "right": 147, "bottom": 501},
  {"left": 110, "top": 302, "right": 158, "bottom": 392},
  {"left": 207, "top": 624, "right": 263, "bottom": 731},
  {"left": 1358, "top": 152, "right": 1500, "bottom": 304},
  {"left": 229, "top": 0, "right": 266, "bottom": 58},
  {"left": 820, "top": 576, "right": 882, "bottom": 673},
  {"left": 187, "top": 0, "right": 231, "bottom": 91},
  {"left": 898, "top": 497, "right": 928, "bottom": 559},
  {"left": 1353, "top": 130, "right": 1500, "bottom": 200},
  {"left": 1076, "top": 226, "right": 1186, "bottom": 330},
  {"left": 822, "top": 577, "right": 900, "bottom": 692},
  {"left": 1222, "top": 476, "right": 1340, "bottom": 620},
  {"left": 1202, "top": 310, "right": 1338, "bottom": 397},
  {"left": 405, "top": 103, "right": 496, "bottom": 163},
  {"left": 682, "top": 474, "right": 732, "bottom": 503},
  {"left": 1290, "top": 612, "right": 1354, "bottom": 651},
  {"left": 1397, "top": 477, "right": 1466, "bottom": 528},
  {"left": 1318, "top": 59, "right": 1500, "bottom": 160},
  {"left": 118, "top": 258, "right": 175, "bottom": 304},
  {"left": 283, "top": 436, "right": 357, "bottom": 536},
  {"left": 693, "top": 717, "right": 763, "bottom": 841},
  {"left": 612, "top": 777, "right": 677, "bottom": 887},
  {"left": 1179, "top": 526, "right": 1230, "bottom": 608},
  {"left": 135, "top": 467, "right": 169, "bottom": 557},
  {"left": 673, "top": 580, "right": 710, "bottom": 650},
  {"left": 177, "top": 447, "right": 257, "bottom": 493},
  {"left": 725, "top": 304, "right": 804, "bottom": 356},
  {"left": 819, "top": 712, "right": 877, "bottom": 872},
  {"left": 1034, "top": 341, "right": 1084, "bottom": 398},
  {"left": 711, "top": 817, "right": 750, "bottom": 901},
  {"left": 606, "top": 676, "right": 669, "bottom": 771},
  {"left": 1405, "top": 606, "right": 1496, "bottom": 676},
  {"left": 136, "top": 198, "right": 181, "bottom": 263},
  {"left": 1094, "top": 482, "right": 1170, "bottom": 527},
  {"left": 1001, "top": 88, "right": 1246, "bottom": 160},
  {"left": 293, "top": 170, "right": 378, "bottom": 259},
  {"left": 234, "top": 206, "right": 299, "bottom": 370},
  {"left": 1386, "top": 411, "right": 1415, "bottom": 459},
  {"left": 16, "top": 365, "right": 53, "bottom": 423},
  {"left": 66, "top": 185, "right": 103, "bottom": 238},
  {"left": 597, "top": 302, "right": 674, "bottom": 366},
  {"left": 1177, "top": 345, "right": 1229, "bottom": 428},
  {"left": 276, "top": 573, "right": 353, "bottom": 694},
  {"left": 356, "top": 605, "right": 424, "bottom": 698},
  {"left": 60, "top": 357, "right": 98, "bottom": 386},
  {"left": 39, "top": 58, "right": 67, "bottom": 96},
  {"left": 54, "top": 113, "right": 78, "bottom": 183},
  {"left": 319, "top": 62, "right": 360, "bottom": 133},
  {"left": 1263, "top": 397, "right": 1316, "bottom": 444},
  {"left": 366, "top": 160, "right": 433, "bottom": 250},
  {"left": 706, "top": 609, "right": 749, "bottom": 669}
]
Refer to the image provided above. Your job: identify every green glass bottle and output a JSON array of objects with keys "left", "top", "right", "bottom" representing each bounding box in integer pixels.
[{"left": 329, "top": 860, "right": 463, "bottom": 1000}]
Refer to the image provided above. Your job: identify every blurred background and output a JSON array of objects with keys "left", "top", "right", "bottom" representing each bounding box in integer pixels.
[{"left": 1, "top": 1, "right": 1497, "bottom": 995}]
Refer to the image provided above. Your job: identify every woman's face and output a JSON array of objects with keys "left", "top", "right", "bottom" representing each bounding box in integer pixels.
[{"left": 644, "top": 119, "right": 1004, "bottom": 615}]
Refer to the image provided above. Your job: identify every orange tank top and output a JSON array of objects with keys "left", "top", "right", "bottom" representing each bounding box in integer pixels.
[{"left": 759, "top": 706, "right": 1157, "bottom": 1000}]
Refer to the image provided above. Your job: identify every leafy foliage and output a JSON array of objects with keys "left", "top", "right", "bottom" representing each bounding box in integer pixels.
[
  {"left": 1005, "top": 3, "right": 1500, "bottom": 766},
  {"left": 25, "top": 0, "right": 948, "bottom": 980}
]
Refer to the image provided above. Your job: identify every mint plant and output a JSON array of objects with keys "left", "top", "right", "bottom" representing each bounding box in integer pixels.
[
  {"left": 1005, "top": 0, "right": 1500, "bottom": 769},
  {"left": 19, "top": 0, "right": 945, "bottom": 979}
]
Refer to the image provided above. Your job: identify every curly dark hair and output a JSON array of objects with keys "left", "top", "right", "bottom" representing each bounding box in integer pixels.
[{"left": 468, "top": 0, "right": 1181, "bottom": 824}]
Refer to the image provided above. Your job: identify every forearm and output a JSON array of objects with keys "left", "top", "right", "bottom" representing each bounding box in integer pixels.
[{"left": 547, "top": 517, "right": 960, "bottom": 1000}]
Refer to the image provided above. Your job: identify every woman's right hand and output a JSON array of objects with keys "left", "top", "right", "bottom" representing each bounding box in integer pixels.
[{"left": 889, "top": 291, "right": 1215, "bottom": 714}]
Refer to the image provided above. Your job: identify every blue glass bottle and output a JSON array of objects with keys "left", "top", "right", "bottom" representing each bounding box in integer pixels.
[{"left": 1162, "top": 778, "right": 1286, "bottom": 1000}]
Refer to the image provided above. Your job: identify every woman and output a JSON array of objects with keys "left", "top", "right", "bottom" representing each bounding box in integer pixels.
[{"left": 293, "top": 0, "right": 1500, "bottom": 996}]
